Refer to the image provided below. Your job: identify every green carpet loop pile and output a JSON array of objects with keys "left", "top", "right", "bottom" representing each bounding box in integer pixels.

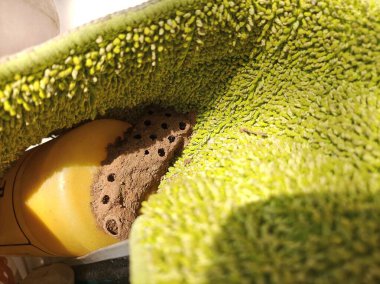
[{"left": 0, "top": 0, "right": 379, "bottom": 283}]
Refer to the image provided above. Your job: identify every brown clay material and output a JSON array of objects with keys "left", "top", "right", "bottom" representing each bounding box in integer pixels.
[{"left": 91, "top": 108, "right": 195, "bottom": 240}]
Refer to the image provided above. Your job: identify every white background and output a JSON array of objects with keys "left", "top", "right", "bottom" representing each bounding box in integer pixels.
[{"left": 55, "top": 0, "right": 150, "bottom": 33}]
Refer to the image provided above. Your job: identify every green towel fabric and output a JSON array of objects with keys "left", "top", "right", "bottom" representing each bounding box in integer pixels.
[{"left": 1, "top": 0, "right": 379, "bottom": 283}]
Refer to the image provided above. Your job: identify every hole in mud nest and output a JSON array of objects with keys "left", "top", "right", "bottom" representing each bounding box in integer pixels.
[
  {"left": 105, "top": 219, "right": 118, "bottom": 236},
  {"left": 168, "top": 135, "right": 175, "bottom": 143},
  {"left": 107, "top": 173, "right": 115, "bottom": 182},
  {"left": 144, "top": 150, "right": 149, "bottom": 155},
  {"left": 161, "top": 123, "right": 168, "bottom": 129},
  {"left": 158, "top": 148, "right": 165, "bottom": 157},
  {"left": 149, "top": 134, "right": 157, "bottom": 140},
  {"left": 134, "top": 134, "right": 142, "bottom": 139},
  {"left": 165, "top": 113, "right": 171, "bottom": 117},
  {"left": 144, "top": 120, "right": 151, "bottom": 126},
  {"left": 102, "top": 195, "right": 110, "bottom": 204},
  {"left": 148, "top": 110, "right": 154, "bottom": 115},
  {"left": 179, "top": 122, "right": 186, "bottom": 130}
]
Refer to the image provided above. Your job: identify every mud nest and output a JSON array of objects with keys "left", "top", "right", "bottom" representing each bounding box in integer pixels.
[{"left": 91, "top": 108, "right": 195, "bottom": 239}]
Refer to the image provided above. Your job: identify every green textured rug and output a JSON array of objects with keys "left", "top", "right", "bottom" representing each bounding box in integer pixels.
[{"left": 1, "top": 0, "right": 379, "bottom": 283}]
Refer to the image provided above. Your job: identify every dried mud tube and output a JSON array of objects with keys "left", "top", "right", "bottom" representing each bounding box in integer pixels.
[{"left": 91, "top": 108, "right": 195, "bottom": 239}]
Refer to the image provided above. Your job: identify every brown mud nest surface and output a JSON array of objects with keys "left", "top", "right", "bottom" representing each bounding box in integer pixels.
[{"left": 91, "top": 109, "right": 195, "bottom": 240}]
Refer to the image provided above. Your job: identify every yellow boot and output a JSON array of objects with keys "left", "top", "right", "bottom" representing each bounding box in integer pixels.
[{"left": 0, "top": 119, "right": 130, "bottom": 257}]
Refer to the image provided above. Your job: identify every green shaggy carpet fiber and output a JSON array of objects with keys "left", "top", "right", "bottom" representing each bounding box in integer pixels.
[{"left": 0, "top": 0, "right": 379, "bottom": 283}]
